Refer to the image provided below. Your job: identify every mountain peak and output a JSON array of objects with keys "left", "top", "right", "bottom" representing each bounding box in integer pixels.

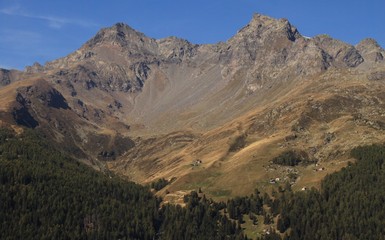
[
  {"left": 232, "top": 13, "right": 301, "bottom": 43},
  {"left": 356, "top": 38, "right": 384, "bottom": 52},
  {"left": 249, "top": 13, "right": 291, "bottom": 26},
  {"left": 85, "top": 22, "right": 149, "bottom": 48},
  {"left": 356, "top": 38, "right": 384, "bottom": 64}
]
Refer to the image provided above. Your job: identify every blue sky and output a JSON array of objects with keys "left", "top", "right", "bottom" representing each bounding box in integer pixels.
[{"left": 1, "top": 0, "right": 384, "bottom": 70}]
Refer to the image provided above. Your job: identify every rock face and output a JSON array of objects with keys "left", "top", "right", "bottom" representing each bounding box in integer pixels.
[
  {"left": 313, "top": 35, "right": 364, "bottom": 68},
  {"left": 0, "top": 69, "right": 12, "bottom": 86},
  {"left": 356, "top": 38, "right": 385, "bottom": 65},
  {"left": 42, "top": 14, "right": 376, "bottom": 99},
  {"left": 0, "top": 69, "right": 21, "bottom": 86},
  {"left": 13, "top": 93, "right": 39, "bottom": 128},
  {"left": 34, "top": 14, "right": 384, "bottom": 134},
  {"left": 1, "top": 13, "right": 385, "bottom": 195}
]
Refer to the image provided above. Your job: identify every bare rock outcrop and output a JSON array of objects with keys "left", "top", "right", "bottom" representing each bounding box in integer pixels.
[
  {"left": 356, "top": 38, "right": 384, "bottom": 64},
  {"left": 0, "top": 69, "right": 12, "bottom": 86},
  {"left": 0, "top": 68, "right": 21, "bottom": 87},
  {"left": 313, "top": 35, "right": 364, "bottom": 68}
]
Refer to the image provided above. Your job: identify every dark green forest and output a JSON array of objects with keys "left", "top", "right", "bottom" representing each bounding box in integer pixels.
[
  {"left": 2, "top": 127, "right": 385, "bottom": 239},
  {"left": 0, "top": 128, "right": 246, "bottom": 240},
  {"left": 266, "top": 144, "right": 385, "bottom": 240},
  {"left": 150, "top": 178, "right": 170, "bottom": 191}
]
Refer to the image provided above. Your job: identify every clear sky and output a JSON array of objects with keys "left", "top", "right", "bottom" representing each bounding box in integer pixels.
[{"left": 1, "top": 0, "right": 384, "bottom": 70}]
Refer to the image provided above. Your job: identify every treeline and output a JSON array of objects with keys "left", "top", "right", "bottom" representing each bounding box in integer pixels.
[
  {"left": 0, "top": 128, "right": 248, "bottom": 239},
  {"left": 0, "top": 128, "right": 160, "bottom": 239},
  {"left": 262, "top": 144, "right": 385, "bottom": 240},
  {"left": 4, "top": 126, "right": 385, "bottom": 239}
]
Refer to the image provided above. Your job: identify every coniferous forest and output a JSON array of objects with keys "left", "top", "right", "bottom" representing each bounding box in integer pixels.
[
  {"left": 266, "top": 144, "right": 385, "bottom": 240},
  {"left": 0, "top": 128, "right": 246, "bottom": 239},
  {"left": 2, "top": 127, "right": 385, "bottom": 239}
]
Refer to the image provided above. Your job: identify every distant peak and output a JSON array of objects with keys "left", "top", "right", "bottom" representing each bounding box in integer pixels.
[
  {"left": 111, "top": 22, "right": 138, "bottom": 35},
  {"left": 157, "top": 36, "right": 192, "bottom": 45},
  {"left": 249, "top": 13, "right": 289, "bottom": 25},
  {"left": 114, "top": 22, "right": 131, "bottom": 28},
  {"left": 356, "top": 38, "right": 383, "bottom": 50},
  {"left": 355, "top": 38, "right": 384, "bottom": 63},
  {"left": 85, "top": 22, "right": 148, "bottom": 48},
  {"left": 249, "top": 13, "right": 296, "bottom": 31},
  {"left": 250, "top": 13, "right": 274, "bottom": 22},
  {"left": 232, "top": 13, "right": 301, "bottom": 42}
]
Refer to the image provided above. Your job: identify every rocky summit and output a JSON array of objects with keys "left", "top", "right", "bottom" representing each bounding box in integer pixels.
[{"left": 1, "top": 13, "right": 385, "bottom": 198}]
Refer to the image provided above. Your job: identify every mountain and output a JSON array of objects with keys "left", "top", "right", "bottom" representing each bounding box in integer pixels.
[{"left": 1, "top": 13, "right": 385, "bottom": 199}]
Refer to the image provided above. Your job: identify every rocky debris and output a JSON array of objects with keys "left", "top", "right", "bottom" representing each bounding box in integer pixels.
[
  {"left": 107, "top": 100, "right": 123, "bottom": 112},
  {"left": 367, "top": 71, "right": 385, "bottom": 81},
  {"left": 73, "top": 99, "right": 88, "bottom": 118},
  {"left": 93, "top": 109, "right": 105, "bottom": 121},
  {"left": 324, "top": 132, "right": 336, "bottom": 144},
  {"left": 98, "top": 150, "right": 116, "bottom": 160},
  {"left": 353, "top": 114, "right": 385, "bottom": 130},
  {"left": 191, "top": 159, "right": 202, "bottom": 167}
]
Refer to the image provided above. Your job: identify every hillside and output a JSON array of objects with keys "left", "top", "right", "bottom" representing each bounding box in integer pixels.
[
  {"left": 2, "top": 127, "right": 385, "bottom": 239},
  {"left": 1, "top": 13, "right": 385, "bottom": 199},
  {"left": 0, "top": 128, "right": 247, "bottom": 239}
]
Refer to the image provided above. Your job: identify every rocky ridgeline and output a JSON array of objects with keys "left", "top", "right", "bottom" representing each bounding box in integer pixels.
[
  {"left": 0, "top": 13, "right": 385, "bottom": 191},
  {"left": 2, "top": 14, "right": 384, "bottom": 94},
  {"left": 22, "top": 14, "right": 378, "bottom": 96}
]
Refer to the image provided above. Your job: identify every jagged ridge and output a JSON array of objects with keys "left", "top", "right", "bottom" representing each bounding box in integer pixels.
[{"left": 1, "top": 13, "right": 385, "bottom": 199}]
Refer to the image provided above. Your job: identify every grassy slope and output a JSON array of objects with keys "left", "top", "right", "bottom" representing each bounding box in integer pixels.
[{"left": 112, "top": 70, "right": 385, "bottom": 201}]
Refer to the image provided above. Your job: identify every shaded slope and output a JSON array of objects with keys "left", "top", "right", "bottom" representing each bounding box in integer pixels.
[
  {"left": 0, "top": 128, "right": 159, "bottom": 239},
  {"left": 0, "top": 128, "right": 246, "bottom": 240}
]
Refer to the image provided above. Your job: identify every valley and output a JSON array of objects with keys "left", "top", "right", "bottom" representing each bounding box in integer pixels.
[
  {"left": 1, "top": 14, "right": 385, "bottom": 202},
  {"left": 1, "top": 11, "right": 385, "bottom": 239}
]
